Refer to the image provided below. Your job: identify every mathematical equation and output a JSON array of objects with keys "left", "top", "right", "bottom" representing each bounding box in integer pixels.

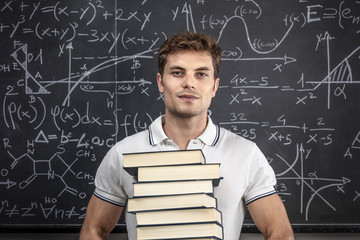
[{"left": 1, "top": 0, "right": 360, "bottom": 227}]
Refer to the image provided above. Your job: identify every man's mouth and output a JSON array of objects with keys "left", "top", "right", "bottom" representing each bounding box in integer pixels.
[{"left": 179, "top": 93, "right": 199, "bottom": 100}]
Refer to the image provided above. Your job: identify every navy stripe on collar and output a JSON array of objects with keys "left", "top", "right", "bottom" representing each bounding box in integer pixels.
[
  {"left": 148, "top": 125, "right": 154, "bottom": 145},
  {"left": 211, "top": 125, "right": 220, "bottom": 146}
]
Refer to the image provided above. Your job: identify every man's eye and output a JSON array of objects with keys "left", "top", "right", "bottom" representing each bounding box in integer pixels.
[
  {"left": 197, "top": 72, "right": 207, "bottom": 78},
  {"left": 172, "top": 71, "right": 183, "bottom": 77}
]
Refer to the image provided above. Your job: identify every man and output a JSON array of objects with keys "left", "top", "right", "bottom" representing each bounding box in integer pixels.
[{"left": 79, "top": 31, "right": 294, "bottom": 240}]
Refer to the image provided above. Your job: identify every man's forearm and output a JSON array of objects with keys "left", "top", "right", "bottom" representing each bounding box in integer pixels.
[
  {"left": 265, "top": 227, "right": 294, "bottom": 240},
  {"left": 79, "top": 226, "right": 109, "bottom": 240}
]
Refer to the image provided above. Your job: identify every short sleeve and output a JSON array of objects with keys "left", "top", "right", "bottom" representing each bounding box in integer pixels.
[
  {"left": 94, "top": 146, "right": 128, "bottom": 206},
  {"left": 244, "top": 144, "right": 277, "bottom": 205}
]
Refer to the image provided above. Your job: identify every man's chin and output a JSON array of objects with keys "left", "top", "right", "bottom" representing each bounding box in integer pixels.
[{"left": 170, "top": 109, "right": 203, "bottom": 119}]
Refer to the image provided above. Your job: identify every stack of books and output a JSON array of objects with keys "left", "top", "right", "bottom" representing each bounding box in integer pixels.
[{"left": 123, "top": 149, "right": 223, "bottom": 240}]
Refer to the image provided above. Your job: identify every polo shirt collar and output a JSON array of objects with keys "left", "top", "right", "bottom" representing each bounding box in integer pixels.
[
  {"left": 148, "top": 116, "right": 168, "bottom": 145},
  {"left": 148, "top": 115, "right": 220, "bottom": 147},
  {"left": 199, "top": 117, "right": 220, "bottom": 146}
]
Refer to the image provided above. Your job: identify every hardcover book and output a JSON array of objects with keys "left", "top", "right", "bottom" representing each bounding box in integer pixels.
[
  {"left": 136, "top": 222, "right": 223, "bottom": 239},
  {"left": 137, "top": 163, "right": 220, "bottom": 182},
  {"left": 123, "top": 149, "right": 205, "bottom": 171},
  {"left": 136, "top": 208, "right": 222, "bottom": 226},
  {"left": 133, "top": 179, "right": 215, "bottom": 197},
  {"left": 127, "top": 193, "right": 217, "bottom": 212}
]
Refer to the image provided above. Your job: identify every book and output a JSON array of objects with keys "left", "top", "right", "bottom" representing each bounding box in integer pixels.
[
  {"left": 137, "top": 222, "right": 223, "bottom": 239},
  {"left": 123, "top": 150, "right": 205, "bottom": 170},
  {"left": 127, "top": 193, "right": 217, "bottom": 212},
  {"left": 124, "top": 150, "right": 224, "bottom": 239},
  {"left": 133, "top": 179, "right": 215, "bottom": 197},
  {"left": 137, "top": 163, "right": 220, "bottom": 182},
  {"left": 136, "top": 208, "right": 222, "bottom": 226}
]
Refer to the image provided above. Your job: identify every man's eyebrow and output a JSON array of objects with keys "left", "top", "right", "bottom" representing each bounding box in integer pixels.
[
  {"left": 169, "top": 66, "right": 185, "bottom": 71},
  {"left": 195, "top": 67, "right": 211, "bottom": 71},
  {"left": 168, "top": 66, "right": 211, "bottom": 71}
]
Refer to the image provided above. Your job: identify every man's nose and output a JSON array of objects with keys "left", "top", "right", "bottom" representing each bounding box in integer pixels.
[{"left": 182, "top": 74, "right": 196, "bottom": 89}]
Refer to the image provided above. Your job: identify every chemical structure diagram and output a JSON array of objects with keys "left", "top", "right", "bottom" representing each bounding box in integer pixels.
[{"left": 1, "top": 151, "right": 87, "bottom": 200}]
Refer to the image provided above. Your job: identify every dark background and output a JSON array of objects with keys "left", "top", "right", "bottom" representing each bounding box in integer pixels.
[{"left": 0, "top": 0, "right": 360, "bottom": 232}]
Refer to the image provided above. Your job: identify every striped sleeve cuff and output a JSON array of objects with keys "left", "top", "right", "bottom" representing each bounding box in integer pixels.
[
  {"left": 94, "top": 188, "right": 126, "bottom": 207},
  {"left": 245, "top": 189, "right": 277, "bottom": 205}
]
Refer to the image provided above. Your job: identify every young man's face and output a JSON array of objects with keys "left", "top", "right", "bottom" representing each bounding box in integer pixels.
[{"left": 157, "top": 50, "right": 219, "bottom": 119}]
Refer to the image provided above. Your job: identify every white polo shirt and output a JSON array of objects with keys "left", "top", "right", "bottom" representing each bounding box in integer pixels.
[{"left": 94, "top": 116, "right": 277, "bottom": 239}]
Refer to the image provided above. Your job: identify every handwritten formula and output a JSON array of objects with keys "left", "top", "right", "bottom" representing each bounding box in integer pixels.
[{"left": 0, "top": 0, "right": 360, "bottom": 228}]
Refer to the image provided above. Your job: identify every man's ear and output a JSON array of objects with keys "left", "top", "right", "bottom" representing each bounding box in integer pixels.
[
  {"left": 157, "top": 73, "right": 164, "bottom": 93},
  {"left": 212, "top": 77, "right": 220, "bottom": 98}
]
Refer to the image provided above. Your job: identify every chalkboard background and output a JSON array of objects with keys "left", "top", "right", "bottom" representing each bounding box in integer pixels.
[{"left": 1, "top": 0, "right": 360, "bottom": 233}]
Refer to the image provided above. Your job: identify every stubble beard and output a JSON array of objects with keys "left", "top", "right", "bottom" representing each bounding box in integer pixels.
[{"left": 166, "top": 100, "right": 209, "bottom": 120}]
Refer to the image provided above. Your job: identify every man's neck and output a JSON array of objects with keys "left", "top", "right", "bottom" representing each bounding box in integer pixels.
[{"left": 162, "top": 113, "right": 208, "bottom": 150}]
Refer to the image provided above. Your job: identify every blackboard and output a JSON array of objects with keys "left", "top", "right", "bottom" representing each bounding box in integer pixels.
[{"left": 1, "top": 0, "right": 360, "bottom": 233}]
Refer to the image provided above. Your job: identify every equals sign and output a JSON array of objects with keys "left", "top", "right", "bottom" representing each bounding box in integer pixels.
[
  {"left": 22, "top": 28, "right": 33, "bottom": 34},
  {"left": 48, "top": 135, "right": 58, "bottom": 140},
  {"left": 104, "top": 120, "right": 114, "bottom": 126},
  {"left": 41, "top": 6, "right": 55, "bottom": 13}
]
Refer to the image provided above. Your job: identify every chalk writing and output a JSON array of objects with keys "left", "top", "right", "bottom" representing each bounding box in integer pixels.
[{"left": 0, "top": 0, "right": 360, "bottom": 229}]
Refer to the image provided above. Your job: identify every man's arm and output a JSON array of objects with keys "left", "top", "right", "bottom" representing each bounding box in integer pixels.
[
  {"left": 247, "top": 194, "right": 294, "bottom": 240},
  {"left": 79, "top": 195, "right": 124, "bottom": 240}
]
